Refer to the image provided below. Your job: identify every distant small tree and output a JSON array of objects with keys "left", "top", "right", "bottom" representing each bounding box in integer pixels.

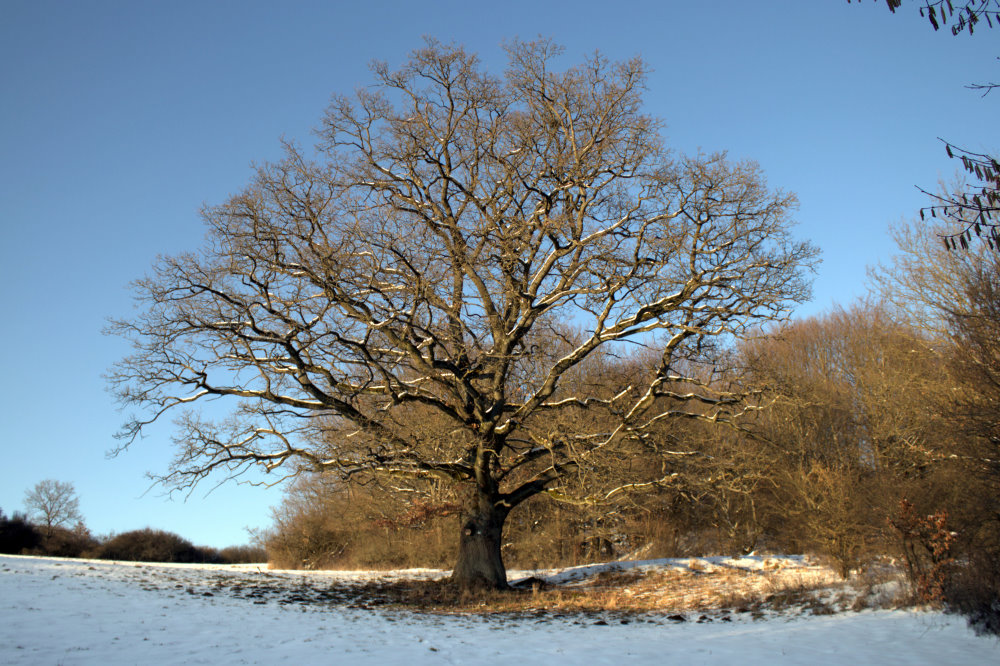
[{"left": 23, "top": 480, "right": 82, "bottom": 537}]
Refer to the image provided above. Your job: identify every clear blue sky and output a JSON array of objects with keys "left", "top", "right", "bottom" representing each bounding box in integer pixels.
[{"left": 1, "top": 1, "right": 996, "bottom": 548}]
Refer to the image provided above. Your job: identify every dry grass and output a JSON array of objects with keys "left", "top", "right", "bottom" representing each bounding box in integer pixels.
[{"left": 351, "top": 557, "right": 880, "bottom": 616}]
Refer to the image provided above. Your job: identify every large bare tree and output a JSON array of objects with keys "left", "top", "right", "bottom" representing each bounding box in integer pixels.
[{"left": 109, "top": 40, "right": 818, "bottom": 589}]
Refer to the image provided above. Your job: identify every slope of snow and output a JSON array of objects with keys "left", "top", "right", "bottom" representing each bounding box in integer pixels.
[{"left": 2, "top": 554, "right": 996, "bottom": 665}]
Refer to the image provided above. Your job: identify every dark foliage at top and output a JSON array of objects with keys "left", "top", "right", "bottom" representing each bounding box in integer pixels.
[{"left": 0, "top": 509, "right": 41, "bottom": 555}]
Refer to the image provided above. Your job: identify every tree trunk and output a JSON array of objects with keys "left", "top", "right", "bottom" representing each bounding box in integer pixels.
[{"left": 451, "top": 503, "right": 509, "bottom": 590}]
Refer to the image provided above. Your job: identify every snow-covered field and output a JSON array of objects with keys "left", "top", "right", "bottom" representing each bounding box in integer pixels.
[{"left": 2, "top": 554, "right": 997, "bottom": 665}]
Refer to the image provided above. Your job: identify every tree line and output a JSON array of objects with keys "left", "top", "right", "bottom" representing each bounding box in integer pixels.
[{"left": 1, "top": 479, "right": 265, "bottom": 564}]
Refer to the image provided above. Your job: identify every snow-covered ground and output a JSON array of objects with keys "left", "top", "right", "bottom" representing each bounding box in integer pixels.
[{"left": 2, "top": 554, "right": 997, "bottom": 665}]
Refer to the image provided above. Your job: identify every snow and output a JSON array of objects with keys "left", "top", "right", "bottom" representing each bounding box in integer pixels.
[
  {"left": 2, "top": 554, "right": 997, "bottom": 665},
  {"left": 532, "top": 553, "right": 825, "bottom": 583}
]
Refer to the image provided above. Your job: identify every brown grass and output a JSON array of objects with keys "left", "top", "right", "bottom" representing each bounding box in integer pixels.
[{"left": 350, "top": 557, "right": 854, "bottom": 616}]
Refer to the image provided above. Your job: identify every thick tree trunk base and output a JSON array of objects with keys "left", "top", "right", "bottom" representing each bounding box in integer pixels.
[{"left": 450, "top": 511, "right": 508, "bottom": 590}]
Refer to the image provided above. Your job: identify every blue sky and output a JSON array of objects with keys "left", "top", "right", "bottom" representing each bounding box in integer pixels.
[{"left": 1, "top": 1, "right": 996, "bottom": 548}]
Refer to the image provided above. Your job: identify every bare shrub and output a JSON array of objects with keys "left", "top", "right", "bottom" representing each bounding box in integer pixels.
[
  {"left": 97, "top": 528, "right": 212, "bottom": 563},
  {"left": 263, "top": 476, "right": 458, "bottom": 570},
  {"left": 37, "top": 523, "right": 99, "bottom": 558},
  {"left": 889, "top": 499, "right": 956, "bottom": 605},
  {"left": 218, "top": 544, "right": 267, "bottom": 564}
]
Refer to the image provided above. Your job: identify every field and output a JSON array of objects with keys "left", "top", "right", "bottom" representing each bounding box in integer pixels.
[{"left": 2, "top": 553, "right": 997, "bottom": 664}]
